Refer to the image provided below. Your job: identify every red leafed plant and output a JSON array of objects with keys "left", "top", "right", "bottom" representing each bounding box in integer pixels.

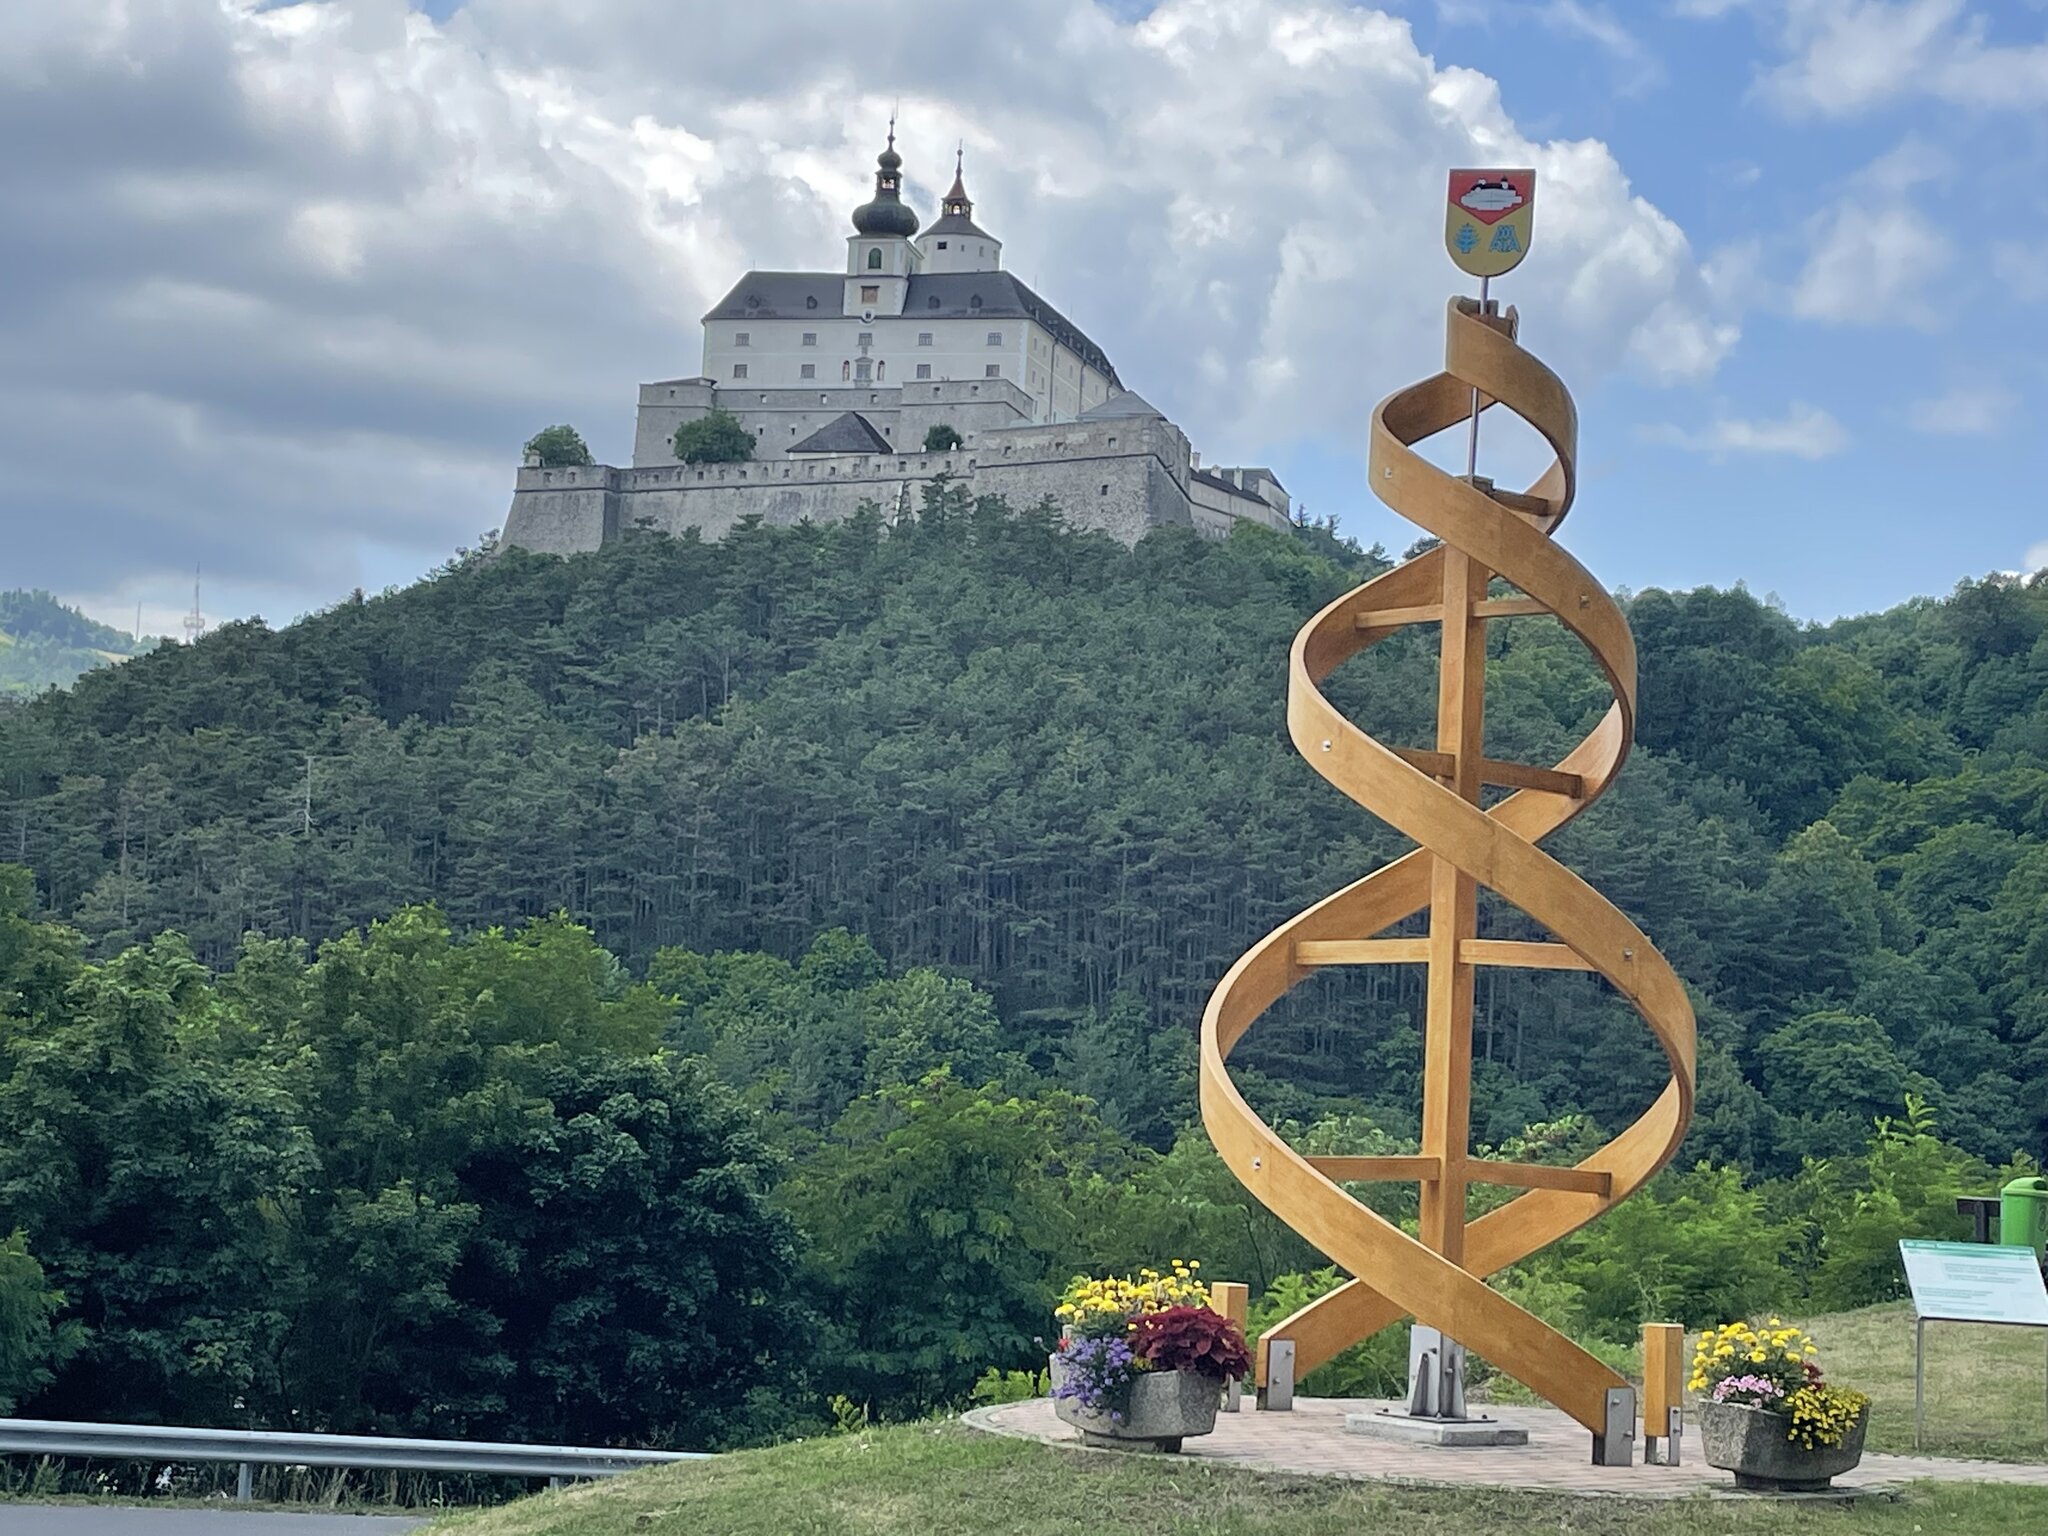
[{"left": 1127, "top": 1305, "right": 1252, "bottom": 1382}]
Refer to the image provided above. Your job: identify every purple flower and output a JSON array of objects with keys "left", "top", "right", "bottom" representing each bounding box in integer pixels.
[
  {"left": 1712, "top": 1374, "right": 1785, "bottom": 1405},
  {"left": 1054, "top": 1333, "right": 1140, "bottom": 1415}
]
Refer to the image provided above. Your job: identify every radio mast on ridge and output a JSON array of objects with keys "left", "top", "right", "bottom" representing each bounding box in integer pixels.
[{"left": 182, "top": 570, "right": 205, "bottom": 645}]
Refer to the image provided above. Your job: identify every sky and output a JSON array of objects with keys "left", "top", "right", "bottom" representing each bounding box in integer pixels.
[{"left": 2, "top": 0, "right": 2045, "bottom": 638}]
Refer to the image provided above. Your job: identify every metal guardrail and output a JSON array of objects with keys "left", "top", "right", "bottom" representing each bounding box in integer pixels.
[{"left": 0, "top": 1417, "right": 709, "bottom": 1499}]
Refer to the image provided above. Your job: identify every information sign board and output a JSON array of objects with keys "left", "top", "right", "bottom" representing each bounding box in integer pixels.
[{"left": 1900, "top": 1240, "right": 2048, "bottom": 1325}]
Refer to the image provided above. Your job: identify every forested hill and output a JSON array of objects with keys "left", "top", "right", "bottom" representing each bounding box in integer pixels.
[
  {"left": 2, "top": 484, "right": 2045, "bottom": 1175},
  {"left": 0, "top": 589, "right": 154, "bottom": 695}
]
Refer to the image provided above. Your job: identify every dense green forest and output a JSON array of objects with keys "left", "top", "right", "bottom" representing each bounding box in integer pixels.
[
  {"left": 1, "top": 485, "right": 2044, "bottom": 1445},
  {"left": 0, "top": 589, "right": 155, "bottom": 696}
]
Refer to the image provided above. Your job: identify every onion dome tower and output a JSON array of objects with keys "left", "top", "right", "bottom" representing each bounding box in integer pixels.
[
  {"left": 845, "top": 120, "right": 921, "bottom": 317},
  {"left": 918, "top": 146, "right": 1003, "bottom": 274}
]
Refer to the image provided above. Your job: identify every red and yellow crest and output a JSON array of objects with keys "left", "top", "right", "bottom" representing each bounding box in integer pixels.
[{"left": 1445, "top": 168, "right": 1535, "bottom": 279}]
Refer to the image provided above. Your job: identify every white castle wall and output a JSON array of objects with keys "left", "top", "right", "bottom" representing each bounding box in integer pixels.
[
  {"left": 502, "top": 414, "right": 1281, "bottom": 556},
  {"left": 632, "top": 378, "right": 1038, "bottom": 467}
]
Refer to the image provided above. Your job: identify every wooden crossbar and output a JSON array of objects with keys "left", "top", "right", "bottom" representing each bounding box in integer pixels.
[
  {"left": 1301, "top": 1155, "right": 1610, "bottom": 1197},
  {"left": 1472, "top": 596, "right": 1549, "bottom": 619},
  {"left": 1305, "top": 1155, "right": 1441, "bottom": 1182},
  {"left": 1467, "top": 1160, "right": 1613, "bottom": 1196},
  {"left": 1294, "top": 938, "right": 1429, "bottom": 966},
  {"left": 1294, "top": 938, "right": 1596, "bottom": 971},
  {"left": 1462, "top": 940, "right": 1597, "bottom": 970},
  {"left": 1356, "top": 595, "right": 1555, "bottom": 630},
  {"left": 1390, "top": 746, "right": 1583, "bottom": 798},
  {"left": 1354, "top": 604, "right": 1444, "bottom": 630},
  {"left": 1486, "top": 488, "right": 1554, "bottom": 518}
]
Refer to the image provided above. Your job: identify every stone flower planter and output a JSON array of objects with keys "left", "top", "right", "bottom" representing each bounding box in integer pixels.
[
  {"left": 1048, "top": 1352, "right": 1222, "bottom": 1452},
  {"left": 1700, "top": 1398, "right": 1868, "bottom": 1491}
]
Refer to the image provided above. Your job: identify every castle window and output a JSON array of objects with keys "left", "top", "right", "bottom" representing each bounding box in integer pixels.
[
  {"left": 801, "top": 363, "right": 816, "bottom": 379},
  {"left": 867, "top": 248, "right": 882, "bottom": 270},
  {"left": 860, "top": 285, "right": 879, "bottom": 303},
  {"left": 937, "top": 240, "right": 947, "bottom": 249},
  {"left": 987, "top": 331, "right": 1002, "bottom": 346},
  {"left": 791, "top": 426, "right": 798, "bottom": 435},
  {"left": 806, "top": 295, "right": 818, "bottom": 309},
  {"left": 735, "top": 332, "right": 750, "bottom": 347},
  {"left": 985, "top": 364, "right": 1000, "bottom": 378},
  {"left": 859, "top": 332, "right": 873, "bottom": 345},
  {"left": 918, "top": 332, "right": 932, "bottom": 346},
  {"left": 820, "top": 393, "right": 828, "bottom": 403},
  {"left": 877, "top": 361, "right": 886, "bottom": 380},
  {"left": 1108, "top": 436, "right": 1117, "bottom": 447},
  {"left": 732, "top": 363, "right": 748, "bottom": 379},
  {"left": 927, "top": 296, "right": 940, "bottom": 309},
  {"left": 842, "top": 361, "right": 851, "bottom": 381},
  {"left": 916, "top": 363, "right": 931, "bottom": 380},
  {"left": 970, "top": 295, "right": 982, "bottom": 310},
  {"left": 1100, "top": 484, "right": 1109, "bottom": 496},
  {"left": 802, "top": 332, "right": 817, "bottom": 346}
]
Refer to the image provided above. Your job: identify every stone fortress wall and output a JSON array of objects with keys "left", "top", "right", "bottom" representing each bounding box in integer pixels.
[{"left": 505, "top": 378, "right": 1293, "bottom": 556}]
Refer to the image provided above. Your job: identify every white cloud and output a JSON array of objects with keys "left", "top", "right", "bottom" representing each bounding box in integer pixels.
[
  {"left": 1748, "top": 0, "right": 2048, "bottom": 117},
  {"left": 1790, "top": 198, "right": 1952, "bottom": 328},
  {"left": 1539, "top": 2, "right": 1664, "bottom": 92},
  {"left": 0, "top": 0, "right": 1734, "bottom": 624},
  {"left": 1640, "top": 402, "right": 1849, "bottom": 459},
  {"left": 2025, "top": 540, "right": 2048, "bottom": 574},
  {"left": 1908, "top": 385, "right": 2017, "bottom": 436},
  {"left": 1992, "top": 241, "right": 2048, "bottom": 303}
]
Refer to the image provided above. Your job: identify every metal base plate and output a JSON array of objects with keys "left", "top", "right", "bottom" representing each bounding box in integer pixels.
[{"left": 1344, "top": 1409, "right": 1530, "bottom": 1447}]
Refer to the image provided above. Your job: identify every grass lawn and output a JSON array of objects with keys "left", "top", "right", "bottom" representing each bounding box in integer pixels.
[
  {"left": 425, "top": 1423, "right": 2048, "bottom": 1536},
  {"left": 1800, "top": 1301, "right": 2048, "bottom": 1461}
]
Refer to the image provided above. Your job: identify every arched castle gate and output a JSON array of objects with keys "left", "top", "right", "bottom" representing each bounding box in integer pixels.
[{"left": 1198, "top": 295, "right": 1697, "bottom": 1465}]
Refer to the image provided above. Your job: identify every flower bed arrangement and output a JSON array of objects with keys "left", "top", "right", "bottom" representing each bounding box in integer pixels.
[
  {"left": 1049, "top": 1262, "right": 1251, "bottom": 1452},
  {"left": 1690, "top": 1319, "right": 1869, "bottom": 1490}
]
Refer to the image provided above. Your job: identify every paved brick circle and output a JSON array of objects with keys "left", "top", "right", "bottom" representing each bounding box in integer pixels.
[{"left": 964, "top": 1395, "right": 2048, "bottom": 1500}]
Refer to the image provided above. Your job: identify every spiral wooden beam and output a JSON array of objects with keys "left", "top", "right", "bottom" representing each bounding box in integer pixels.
[{"left": 1198, "top": 296, "right": 1696, "bottom": 1439}]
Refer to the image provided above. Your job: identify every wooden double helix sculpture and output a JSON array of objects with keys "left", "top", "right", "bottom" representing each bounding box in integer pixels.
[{"left": 1198, "top": 295, "right": 1696, "bottom": 1455}]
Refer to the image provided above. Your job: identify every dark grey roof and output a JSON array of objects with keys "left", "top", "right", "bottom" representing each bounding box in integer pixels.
[
  {"left": 1078, "top": 390, "right": 1162, "bottom": 420},
  {"left": 704, "top": 270, "right": 1120, "bottom": 386},
  {"left": 703, "top": 272, "right": 841, "bottom": 319},
  {"left": 1192, "top": 469, "right": 1265, "bottom": 504},
  {"left": 924, "top": 212, "right": 995, "bottom": 240},
  {"left": 789, "top": 411, "right": 893, "bottom": 455}
]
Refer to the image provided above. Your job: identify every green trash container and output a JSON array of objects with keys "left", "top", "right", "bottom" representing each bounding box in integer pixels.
[{"left": 2000, "top": 1175, "right": 2048, "bottom": 1258}]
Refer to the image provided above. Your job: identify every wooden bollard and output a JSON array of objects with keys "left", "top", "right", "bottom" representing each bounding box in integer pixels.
[
  {"left": 1211, "top": 1282, "right": 1250, "bottom": 1412},
  {"left": 1642, "top": 1322, "right": 1684, "bottom": 1465}
]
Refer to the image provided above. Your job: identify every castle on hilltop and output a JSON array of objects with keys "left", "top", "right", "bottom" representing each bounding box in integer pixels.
[{"left": 501, "top": 133, "right": 1291, "bottom": 554}]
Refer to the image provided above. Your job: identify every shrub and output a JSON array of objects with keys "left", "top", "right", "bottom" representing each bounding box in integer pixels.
[
  {"left": 672, "top": 409, "right": 756, "bottom": 464},
  {"left": 523, "top": 424, "right": 593, "bottom": 466}
]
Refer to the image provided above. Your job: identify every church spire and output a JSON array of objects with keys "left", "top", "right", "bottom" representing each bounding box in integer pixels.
[
  {"left": 851, "top": 119, "right": 919, "bottom": 238},
  {"left": 943, "top": 143, "right": 971, "bottom": 217}
]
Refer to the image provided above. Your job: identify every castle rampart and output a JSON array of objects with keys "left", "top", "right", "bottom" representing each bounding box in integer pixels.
[{"left": 503, "top": 411, "right": 1236, "bottom": 554}]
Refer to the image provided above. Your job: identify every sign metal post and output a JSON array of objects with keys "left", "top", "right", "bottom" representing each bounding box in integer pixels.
[{"left": 1899, "top": 1240, "right": 2048, "bottom": 1451}]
